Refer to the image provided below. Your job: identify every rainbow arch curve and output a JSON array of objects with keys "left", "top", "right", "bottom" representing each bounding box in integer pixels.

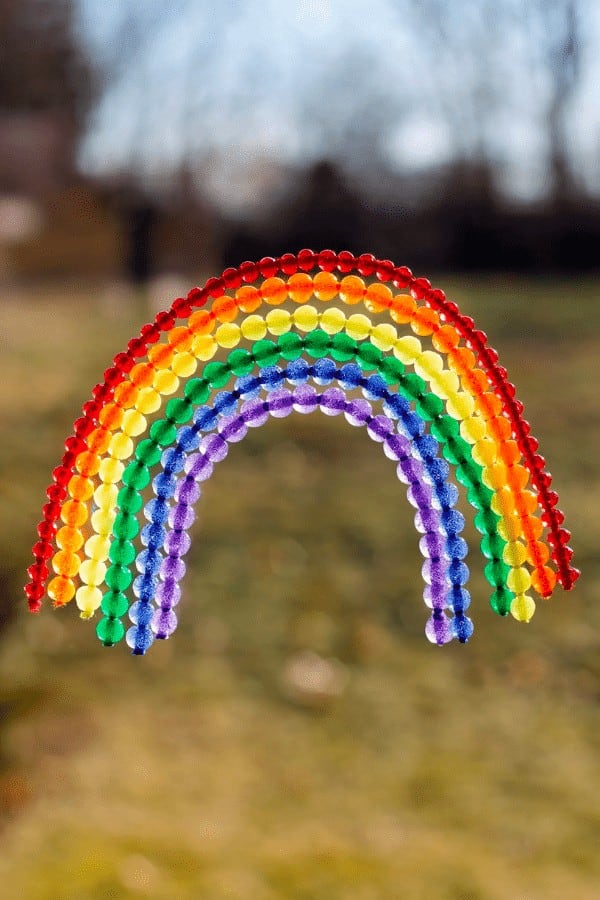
[{"left": 26, "top": 250, "right": 578, "bottom": 654}]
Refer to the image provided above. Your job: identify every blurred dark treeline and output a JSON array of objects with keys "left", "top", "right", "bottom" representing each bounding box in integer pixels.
[{"left": 1, "top": 0, "right": 599, "bottom": 282}]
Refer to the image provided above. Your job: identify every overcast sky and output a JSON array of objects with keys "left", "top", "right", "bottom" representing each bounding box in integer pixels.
[{"left": 74, "top": 0, "right": 600, "bottom": 212}]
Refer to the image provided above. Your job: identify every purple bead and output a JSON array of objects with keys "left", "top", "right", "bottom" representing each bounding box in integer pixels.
[
  {"left": 423, "top": 580, "right": 449, "bottom": 609},
  {"left": 367, "top": 415, "right": 394, "bottom": 442},
  {"left": 292, "top": 384, "right": 318, "bottom": 413},
  {"left": 414, "top": 506, "right": 442, "bottom": 534},
  {"left": 160, "top": 556, "right": 186, "bottom": 580},
  {"left": 200, "top": 433, "right": 228, "bottom": 463},
  {"left": 422, "top": 558, "right": 448, "bottom": 585},
  {"left": 419, "top": 532, "right": 446, "bottom": 559},
  {"left": 344, "top": 399, "right": 372, "bottom": 426},
  {"left": 241, "top": 398, "right": 269, "bottom": 426},
  {"left": 397, "top": 456, "right": 424, "bottom": 484},
  {"left": 218, "top": 414, "right": 248, "bottom": 442},
  {"left": 164, "top": 529, "right": 191, "bottom": 557},
  {"left": 268, "top": 388, "right": 294, "bottom": 418},
  {"left": 156, "top": 578, "right": 181, "bottom": 608},
  {"left": 425, "top": 612, "right": 453, "bottom": 645},
  {"left": 152, "top": 608, "right": 178, "bottom": 638},
  {"left": 319, "top": 387, "right": 345, "bottom": 416},
  {"left": 383, "top": 432, "right": 410, "bottom": 462},
  {"left": 176, "top": 477, "right": 201, "bottom": 505},
  {"left": 185, "top": 453, "right": 213, "bottom": 481},
  {"left": 407, "top": 482, "right": 433, "bottom": 509},
  {"left": 169, "top": 503, "right": 195, "bottom": 531}
]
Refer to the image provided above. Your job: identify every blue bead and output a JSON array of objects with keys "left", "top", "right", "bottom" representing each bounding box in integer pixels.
[
  {"left": 312, "top": 358, "right": 337, "bottom": 384},
  {"left": 126, "top": 625, "right": 155, "bottom": 655},
  {"left": 446, "top": 535, "right": 468, "bottom": 559},
  {"left": 452, "top": 615, "right": 474, "bottom": 643},
  {"left": 193, "top": 406, "right": 219, "bottom": 430},
  {"left": 427, "top": 457, "right": 450, "bottom": 483},
  {"left": 448, "top": 559, "right": 469, "bottom": 586},
  {"left": 213, "top": 390, "right": 238, "bottom": 416},
  {"left": 161, "top": 446, "right": 186, "bottom": 474},
  {"left": 128, "top": 600, "right": 155, "bottom": 626},
  {"left": 441, "top": 507, "right": 465, "bottom": 535},
  {"left": 338, "top": 363, "right": 363, "bottom": 389},
  {"left": 136, "top": 549, "right": 162, "bottom": 576},
  {"left": 401, "top": 412, "right": 425, "bottom": 438},
  {"left": 261, "top": 366, "right": 285, "bottom": 390},
  {"left": 141, "top": 522, "right": 166, "bottom": 550},
  {"left": 447, "top": 586, "right": 471, "bottom": 613},
  {"left": 434, "top": 482, "right": 459, "bottom": 509},
  {"left": 414, "top": 433, "right": 438, "bottom": 459},
  {"left": 177, "top": 426, "right": 200, "bottom": 452},
  {"left": 144, "top": 498, "right": 169, "bottom": 524},
  {"left": 152, "top": 472, "right": 177, "bottom": 499},
  {"left": 132, "top": 573, "right": 158, "bottom": 602},
  {"left": 235, "top": 375, "right": 261, "bottom": 398},
  {"left": 286, "top": 359, "right": 310, "bottom": 383},
  {"left": 383, "top": 394, "right": 411, "bottom": 419},
  {"left": 363, "top": 374, "right": 388, "bottom": 400}
]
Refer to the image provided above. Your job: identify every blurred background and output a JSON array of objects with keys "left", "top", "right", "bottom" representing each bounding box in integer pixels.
[{"left": 1, "top": 1, "right": 599, "bottom": 897}]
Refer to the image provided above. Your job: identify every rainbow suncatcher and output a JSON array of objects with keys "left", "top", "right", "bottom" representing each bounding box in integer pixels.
[{"left": 26, "top": 250, "right": 578, "bottom": 654}]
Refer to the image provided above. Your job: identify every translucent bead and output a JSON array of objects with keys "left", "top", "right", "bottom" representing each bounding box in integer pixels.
[
  {"left": 425, "top": 612, "right": 453, "bottom": 645},
  {"left": 510, "top": 594, "right": 536, "bottom": 622},
  {"left": 48, "top": 575, "right": 75, "bottom": 605},
  {"left": 109, "top": 432, "right": 134, "bottom": 460},
  {"left": 99, "top": 457, "right": 124, "bottom": 484},
  {"left": 91, "top": 509, "right": 114, "bottom": 536},
  {"left": 122, "top": 409, "right": 147, "bottom": 437},
  {"left": 68, "top": 474, "right": 94, "bottom": 502},
  {"left": 96, "top": 616, "right": 125, "bottom": 645},
  {"left": 435, "top": 370, "right": 460, "bottom": 397},
  {"left": 60, "top": 500, "right": 88, "bottom": 528},
  {"left": 452, "top": 615, "right": 474, "bottom": 642},
  {"left": 287, "top": 272, "right": 314, "bottom": 304},
  {"left": 393, "top": 336, "right": 422, "bottom": 364},
  {"left": 85, "top": 535, "right": 111, "bottom": 561},
  {"left": 370, "top": 323, "right": 397, "bottom": 352},
  {"left": 293, "top": 305, "right": 319, "bottom": 331},
  {"left": 261, "top": 276, "right": 287, "bottom": 305},
  {"left": 268, "top": 389, "right": 294, "bottom": 418},
  {"left": 507, "top": 566, "right": 532, "bottom": 594},
  {"left": 460, "top": 416, "right": 487, "bottom": 444},
  {"left": 346, "top": 313, "right": 372, "bottom": 341},
  {"left": 215, "top": 322, "right": 241, "bottom": 347},
  {"left": 292, "top": 385, "right": 319, "bottom": 413},
  {"left": 344, "top": 399, "right": 372, "bottom": 426},
  {"left": 319, "top": 307, "right": 346, "bottom": 334},
  {"left": 154, "top": 369, "right": 179, "bottom": 395},
  {"left": 79, "top": 559, "right": 107, "bottom": 586},
  {"left": 502, "top": 540, "right": 528, "bottom": 567},
  {"left": 192, "top": 333, "right": 218, "bottom": 360},
  {"left": 136, "top": 387, "right": 161, "bottom": 415},
  {"left": 339, "top": 274, "right": 365, "bottom": 305},
  {"left": 364, "top": 281, "right": 392, "bottom": 312},
  {"left": 152, "top": 608, "right": 178, "bottom": 638},
  {"left": 265, "top": 309, "right": 292, "bottom": 335},
  {"left": 56, "top": 526, "right": 84, "bottom": 552},
  {"left": 76, "top": 585, "right": 103, "bottom": 618},
  {"left": 126, "top": 625, "right": 154, "bottom": 655},
  {"left": 446, "top": 392, "right": 476, "bottom": 420},
  {"left": 389, "top": 294, "right": 417, "bottom": 324}
]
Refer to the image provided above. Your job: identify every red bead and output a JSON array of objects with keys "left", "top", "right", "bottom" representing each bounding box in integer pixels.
[
  {"left": 222, "top": 267, "right": 242, "bottom": 289},
  {"left": 524, "top": 435, "right": 539, "bottom": 453},
  {"left": 240, "top": 261, "right": 259, "bottom": 282},
  {"left": 543, "top": 507, "right": 564, "bottom": 526},
  {"left": 127, "top": 336, "right": 147, "bottom": 357},
  {"left": 502, "top": 381, "right": 516, "bottom": 398},
  {"left": 411, "top": 277, "right": 432, "bottom": 300},
  {"left": 65, "top": 435, "right": 86, "bottom": 455},
  {"left": 357, "top": 253, "right": 377, "bottom": 277},
  {"left": 140, "top": 323, "right": 161, "bottom": 344},
  {"left": 73, "top": 417, "right": 95, "bottom": 438},
  {"left": 280, "top": 253, "right": 299, "bottom": 275},
  {"left": 32, "top": 540, "right": 53, "bottom": 560},
  {"left": 82, "top": 399, "right": 102, "bottom": 419},
  {"left": 25, "top": 581, "right": 45, "bottom": 602},
  {"left": 298, "top": 249, "right": 316, "bottom": 271},
  {"left": 46, "top": 484, "right": 66, "bottom": 503},
  {"left": 103, "top": 366, "right": 122, "bottom": 387},
  {"left": 186, "top": 286, "right": 206, "bottom": 307},
  {"left": 565, "top": 567, "right": 581, "bottom": 587},
  {"left": 546, "top": 490, "right": 559, "bottom": 507},
  {"left": 42, "top": 501, "right": 61, "bottom": 521},
  {"left": 375, "top": 259, "right": 394, "bottom": 281},
  {"left": 155, "top": 309, "right": 176, "bottom": 330},
  {"left": 336, "top": 250, "right": 356, "bottom": 273},
  {"left": 173, "top": 297, "right": 192, "bottom": 316},
  {"left": 92, "top": 382, "right": 112, "bottom": 402},
  {"left": 27, "top": 562, "right": 48, "bottom": 582},
  {"left": 205, "top": 276, "right": 225, "bottom": 297},
  {"left": 318, "top": 249, "right": 337, "bottom": 272},
  {"left": 536, "top": 469, "right": 552, "bottom": 487},
  {"left": 52, "top": 465, "right": 72, "bottom": 487},
  {"left": 62, "top": 450, "right": 78, "bottom": 469},
  {"left": 460, "top": 315, "right": 475, "bottom": 330},
  {"left": 512, "top": 398, "right": 524, "bottom": 415},
  {"left": 113, "top": 351, "right": 134, "bottom": 373},
  {"left": 37, "top": 520, "right": 57, "bottom": 540},
  {"left": 562, "top": 545, "right": 574, "bottom": 562}
]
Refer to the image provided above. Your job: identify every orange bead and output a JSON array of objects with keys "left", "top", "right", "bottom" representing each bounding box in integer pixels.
[
  {"left": 86, "top": 427, "right": 111, "bottom": 455},
  {"left": 389, "top": 294, "right": 416, "bottom": 323},
  {"left": 55, "top": 526, "right": 84, "bottom": 552},
  {"left": 432, "top": 324, "right": 460, "bottom": 352},
  {"left": 516, "top": 491, "right": 540, "bottom": 516},
  {"left": 505, "top": 464, "right": 530, "bottom": 492},
  {"left": 287, "top": 273, "right": 314, "bottom": 304},
  {"left": 98, "top": 403, "right": 124, "bottom": 431},
  {"left": 68, "top": 474, "right": 94, "bottom": 502},
  {"left": 148, "top": 343, "right": 175, "bottom": 368},
  {"left": 487, "top": 414, "right": 512, "bottom": 441},
  {"left": 521, "top": 514, "right": 544, "bottom": 539},
  {"left": 189, "top": 309, "right": 215, "bottom": 334},
  {"left": 478, "top": 393, "right": 503, "bottom": 420},
  {"left": 526, "top": 539, "right": 550, "bottom": 567},
  {"left": 60, "top": 499, "right": 88, "bottom": 528},
  {"left": 500, "top": 440, "right": 521, "bottom": 466},
  {"left": 167, "top": 326, "right": 193, "bottom": 351},
  {"left": 48, "top": 575, "right": 75, "bottom": 606},
  {"left": 235, "top": 285, "right": 261, "bottom": 313},
  {"left": 531, "top": 565, "right": 557, "bottom": 597},
  {"left": 212, "top": 295, "right": 238, "bottom": 322},
  {"left": 113, "top": 381, "right": 140, "bottom": 408},
  {"left": 52, "top": 550, "right": 80, "bottom": 578},
  {"left": 451, "top": 347, "right": 476, "bottom": 370},
  {"left": 75, "top": 451, "right": 101, "bottom": 477},
  {"left": 129, "top": 363, "right": 155, "bottom": 389},
  {"left": 260, "top": 277, "right": 287, "bottom": 306},
  {"left": 312, "top": 271, "right": 339, "bottom": 301},
  {"left": 364, "top": 282, "right": 393, "bottom": 313},
  {"left": 410, "top": 307, "right": 439, "bottom": 335},
  {"left": 461, "top": 368, "right": 489, "bottom": 395}
]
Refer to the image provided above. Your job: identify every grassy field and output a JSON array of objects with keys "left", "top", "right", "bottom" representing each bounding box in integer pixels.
[{"left": 0, "top": 274, "right": 598, "bottom": 899}]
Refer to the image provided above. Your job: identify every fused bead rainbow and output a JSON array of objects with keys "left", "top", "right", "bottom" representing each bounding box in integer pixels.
[{"left": 26, "top": 250, "right": 578, "bottom": 654}]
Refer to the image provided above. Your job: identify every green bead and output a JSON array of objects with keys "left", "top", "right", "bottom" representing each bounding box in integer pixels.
[
  {"left": 278, "top": 332, "right": 304, "bottom": 360},
  {"left": 430, "top": 415, "right": 460, "bottom": 441},
  {"left": 96, "top": 616, "right": 125, "bottom": 646},
  {"left": 474, "top": 507, "right": 499, "bottom": 534},
  {"left": 304, "top": 329, "right": 331, "bottom": 358},
  {"left": 149, "top": 419, "right": 177, "bottom": 447},
  {"left": 135, "top": 439, "right": 162, "bottom": 466},
  {"left": 356, "top": 342, "right": 383, "bottom": 370},
  {"left": 484, "top": 558, "right": 510, "bottom": 588},
  {"left": 166, "top": 397, "right": 193, "bottom": 425},
  {"left": 113, "top": 511, "right": 139, "bottom": 539},
  {"left": 489, "top": 587, "right": 513, "bottom": 616},
  {"left": 122, "top": 461, "right": 151, "bottom": 490},
  {"left": 252, "top": 340, "right": 279, "bottom": 367},
  {"left": 467, "top": 483, "right": 494, "bottom": 510},
  {"left": 105, "top": 564, "right": 133, "bottom": 592},
  {"left": 480, "top": 533, "right": 507, "bottom": 560},
  {"left": 227, "top": 348, "right": 254, "bottom": 376},
  {"left": 101, "top": 591, "right": 129, "bottom": 618},
  {"left": 204, "top": 360, "right": 230, "bottom": 388},
  {"left": 416, "top": 393, "right": 445, "bottom": 421},
  {"left": 109, "top": 539, "right": 136, "bottom": 566},
  {"left": 184, "top": 377, "right": 210, "bottom": 405},
  {"left": 455, "top": 459, "right": 481, "bottom": 487},
  {"left": 117, "top": 486, "right": 143, "bottom": 513},
  {"left": 380, "top": 356, "right": 405, "bottom": 384},
  {"left": 442, "top": 435, "right": 470, "bottom": 465},
  {"left": 330, "top": 333, "right": 356, "bottom": 361},
  {"left": 399, "top": 373, "right": 426, "bottom": 401}
]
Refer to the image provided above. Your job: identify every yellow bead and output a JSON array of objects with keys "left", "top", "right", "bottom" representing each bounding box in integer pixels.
[
  {"left": 91, "top": 508, "right": 114, "bottom": 536},
  {"left": 99, "top": 457, "right": 124, "bottom": 484},
  {"left": 503, "top": 540, "right": 528, "bottom": 567},
  {"left": 413, "top": 350, "right": 444, "bottom": 379},
  {"left": 510, "top": 594, "right": 536, "bottom": 623},
  {"left": 153, "top": 369, "right": 179, "bottom": 395},
  {"left": 435, "top": 370, "right": 460, "bottom": 397},
  {"left": 85, "top": 534, "right": 111, "bottom": 561},
  {"left": 346, "top": 313, "right": 372, "bottom": 341},
  {"left": 460, "top": 416, "right": 488, "bottom": 444},
  {"left": 240, "top": 315, "right": 267, "bottom": 341},
  {"left": 491, "top": 488, "right": 515, "bottom": 519},
  {"left": 393, "top": 335, "right": 422, "bottom": 364},
  {"left": 191, "top": 333, "right": 218, "bottom": 360},
  {"left": 94, "top": 482, "right": 118, "bottom": 508},
  {"left": 136, "top": 387, "right": 161, "bottom": 415},
  {"left": 76, "top": 585, "right": 103, "bottom": 619},
  {"left": 446, "top": 392, "right": 476, "bottom": 420},
  {"left": 319, "top": 307, "right": 346, "bottom": 334},
  {"left": 79, "top": 558, "right": 107, "bottom": 586},
  {"left": 497, "top": 514, "right": 523, "bottom": 542},
  {"left": 293, "top": 305, "right": 318, "bottom": 332},
  {"left": 172, "top": 351, "right": 197, "bottom": 377},
  {"left": 507, "top": 566, "right": 532, "bottom": 594},
  {"left": 265, "top": 308, "right": 292, "bottom": 335},
  {"left": 472, "top": 439, "right": 498, "bottom": 468},
  {"left": 370, "top": 322, "right": 398, "bottom": 352},
  {"left": 215, "top": 323, "right": 241, "bottom": 348},
  {"left": 122, "top": 409, "right": 146, "bottom": 437},
  {"left": 109, "top": 432, "right": 134, "bottom": 460}
]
